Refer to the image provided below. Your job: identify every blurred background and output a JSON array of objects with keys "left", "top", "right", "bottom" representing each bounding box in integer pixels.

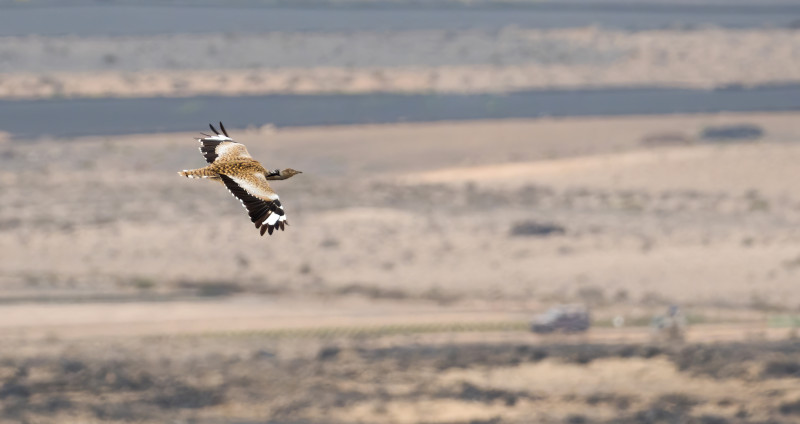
[{"left": 2, "top": 0, "right": 800, "bottom": 423}]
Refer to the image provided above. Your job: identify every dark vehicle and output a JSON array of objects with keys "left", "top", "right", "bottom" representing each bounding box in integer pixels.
[{"left": 530, "top": 305, "right": 591, "bottom": 334}]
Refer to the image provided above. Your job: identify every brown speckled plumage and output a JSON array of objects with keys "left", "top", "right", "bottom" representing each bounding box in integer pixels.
[{"left": 178, "top": 122, "right": 302, "bottom": 236}]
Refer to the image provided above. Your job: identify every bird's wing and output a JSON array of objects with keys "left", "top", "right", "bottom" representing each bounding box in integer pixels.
[
  {"left": 219, "top": 173, "right": 288, "bottom": 236},
  {"left": 197, "top": 123, "right": 253, "bottom": 164}
]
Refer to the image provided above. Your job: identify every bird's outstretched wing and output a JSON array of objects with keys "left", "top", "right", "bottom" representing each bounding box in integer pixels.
[
  {"left": 218, "top": 173, "right": 288, "bottom": 236},
  {"left": 198, "top": 122, "right": 252, "bottom": 164}
]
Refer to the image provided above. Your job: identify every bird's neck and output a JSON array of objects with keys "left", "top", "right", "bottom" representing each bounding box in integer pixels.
[{"left": 265, "top": 169, "right": 293, "bottom": 180}]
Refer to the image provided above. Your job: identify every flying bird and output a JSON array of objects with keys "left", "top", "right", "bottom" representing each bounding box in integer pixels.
[{"left": 179, "top": 122, "right": 302, "bottom": 236}]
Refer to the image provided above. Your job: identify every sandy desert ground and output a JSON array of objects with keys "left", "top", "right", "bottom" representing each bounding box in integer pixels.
[
  {"left": 1, "top": 332, "right": 800, "bottom": 424},
  {"left": 3, "top": 2, "right": 800, "bottom": 422},
  {"left": 4, "top": 112, "right": 800, "bottom": 307},
  {"left": 2, "top": 111, "right": 800, "bottom": 422},
  {"left": 0, "top": 113, "right": 800, "bottom": 423}
]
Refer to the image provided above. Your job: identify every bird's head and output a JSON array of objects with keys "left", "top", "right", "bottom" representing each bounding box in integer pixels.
[{"left": 280, "top": 168, "right": 303, "bottom": 178}]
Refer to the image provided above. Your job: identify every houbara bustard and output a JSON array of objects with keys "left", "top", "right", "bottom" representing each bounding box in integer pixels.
[{"left": 179, "top": 122, "right": 302, "bottom": 236}]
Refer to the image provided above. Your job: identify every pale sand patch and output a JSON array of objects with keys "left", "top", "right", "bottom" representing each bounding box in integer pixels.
[
  {"left": 0, "top": 62, "right": 794, "bottom": 100},
  {"left": 328, "top": 357, "right": 799, "bottom": 423},
  {"left": 441, "top": 357, "right": 734, "bottom": 397},
  {"left": 335, "top": 399, "right": 527, "bottom": 424},
  {"left": 317, "top": 207, "right": 418, "bottom": 225},
  {"left": 411, "top": 142, "right": 800, "bottom": 198},
  {"left": 402, "top": 112, "right": 800, "bottom": 195}
]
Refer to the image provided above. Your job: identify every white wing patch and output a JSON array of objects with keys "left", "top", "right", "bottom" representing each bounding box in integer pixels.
[
  {"left": 215, "top": 142, "right": 251, "bottom": 161},
  {"left": 205, "top": 134, "right": 233, "bottom": 142},
  {"left": 197, "top": 138, "right": 252, "bottom": 164},
  {"left": 266, "top": 211, "right": 283, "bottom": 225}
]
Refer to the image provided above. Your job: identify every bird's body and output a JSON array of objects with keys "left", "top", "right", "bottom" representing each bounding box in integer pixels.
[
  {"left": 183, "top": 158, "right": 266, "bottom": 181},
  {"left": 179, "top": 123, "right": 302, "bottom": 236}
]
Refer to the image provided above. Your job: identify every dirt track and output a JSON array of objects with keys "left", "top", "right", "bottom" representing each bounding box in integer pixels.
[{"left": 0, "top": 296, "right": 783, "bottom": 345}]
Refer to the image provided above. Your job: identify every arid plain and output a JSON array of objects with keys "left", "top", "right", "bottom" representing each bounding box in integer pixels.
[
  {"left": 4, "top": 2, "right": 800, "bottom": 422},
  {"left": 2, "top": 112, "right": 800, "bottom": 423}
]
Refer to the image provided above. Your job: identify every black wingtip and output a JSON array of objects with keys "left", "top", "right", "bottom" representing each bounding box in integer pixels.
[
  {"left": 199, "top": 132, "right": 211, "bottom": 137},
  {"left": 268, "top": 226, "right": 274, "bottom": 235},
  {"left": 219, "top": 121, "right": 229, "bottom": 137},
  {"left": 209, "top": 123, "right": 220, "bottom": 135}
]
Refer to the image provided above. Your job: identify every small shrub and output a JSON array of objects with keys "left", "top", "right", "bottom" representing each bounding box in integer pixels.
[
  {"left": 700, "top": 124, "right": 764, "bottom": 142},
  {"left": 317, "top": 346, "right": 341, "bottom": 361},
  {"left": 0, "top": 383, "right": 30, "bottom": 399},
  {"left": 320, "top": 238, "right": 340, "bottom": 248},
  {"left": 762, "top": 359, "right": 800, "bottom": 378},
  {"left": 613, "top": 289, "right": 630, "bottom": 303},
  {"left": 335, "top": 283, "right": 408, "bottom": 300},
  {"left": 749, "top": 292, "right": 784, "bottom": 312},
  {"left": 576, "top": 286, "right": 606, "bottom": 306},
  {"left": 698, "top": 414, "right": 729, "bottom": 424},
  {"left": 178, "top": 280, "right": 242, "bottom": 297},
  {"left": 565, "top": 414, "right": 588, "bottom": 424},
  {"left": 780, "top": 398, "right": 800, "bottom": 415},
  {"left": 457, "top": 382, "right": 518, "bottom": 405},
  {"left": 638, "top": 345, "right": 663, "bottom": 359},
  {"left": 35, "top": 396, "right": 72, "bottom": 413},
  {"left": 585, "top": 392, "right": 632, "bottom": 411},
  {"left": 420, "top": 286, "right": 460, "bottom": 305},
  {"left": 653, "top": 393, "right": 700, "bottom": 410},
  {"left": 92, "top": 402, "right": 149, "bottom": 421},
  {"left": 636, "top": 393, "right": 700, "bottom": 422},
  {"left": 509, "top": 220, "right": 565, "bottom": 237},
  {"left": 529, "top": 349, "right": 548, "bottom": 362},
  {"left": 60, "top": 358, "right": 86, "bottom": 374},
  {"left": 641, "top": 131, "right": 693, "bottom": 146},
  {"left": 467, "top": 417, "right": 501, "bottom": 424},
  {"left": 639, "top": 291, "right": 673, "bottom": 306},
  {"left": 130, "top": 277, "right": 155, "bottom": 291},
  {"left": 150, "top": 385, "right": 224, "bottom": 409}
]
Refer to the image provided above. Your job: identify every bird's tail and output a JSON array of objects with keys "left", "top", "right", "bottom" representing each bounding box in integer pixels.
[{"left": 178, "top": 167, "right": 219, "bottom": 179}]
